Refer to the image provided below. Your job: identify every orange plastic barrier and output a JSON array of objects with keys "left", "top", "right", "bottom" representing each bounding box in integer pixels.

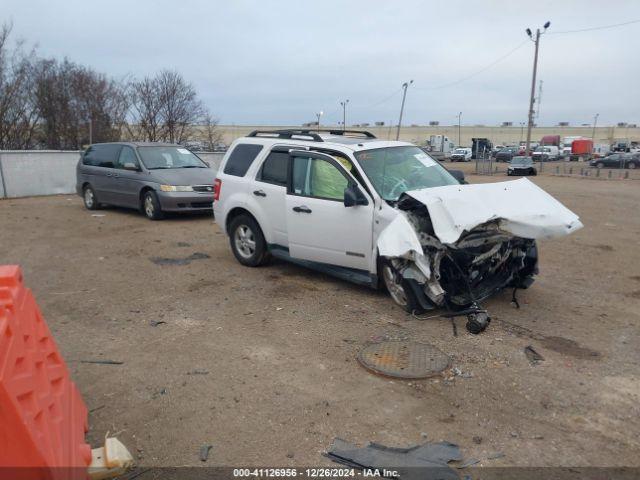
[{"left": 0, "top": 265, "right": 91, "bottom": 480}]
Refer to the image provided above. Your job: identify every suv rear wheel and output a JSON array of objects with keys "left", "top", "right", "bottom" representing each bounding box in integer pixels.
[{"left": 229, "top": 214, "right": 270, "bottom": 267}]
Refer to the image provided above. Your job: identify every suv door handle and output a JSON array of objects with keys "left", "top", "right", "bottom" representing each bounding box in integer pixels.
[
  {"left": 292, "top": 206, "right": 312, "bottom": 214},
  {"left": 253, "top": 190, "right": 266, "bottom": 197}
]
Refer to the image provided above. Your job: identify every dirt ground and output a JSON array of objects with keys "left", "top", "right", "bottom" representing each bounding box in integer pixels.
[{"left": 1, "top": 171, "right": 639, "bottom": 472}]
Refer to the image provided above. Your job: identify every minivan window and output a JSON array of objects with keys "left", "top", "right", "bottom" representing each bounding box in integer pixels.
[
  {"left": 83, "top": 144, "right": 122, "bottom": 168},
  {"left": 259, "top": 151, "right": 288, "bottom": 186},
  {"left": 137, "top": 146, "right": 207, "bottom": 169},
  {"left": 223, "top": 144, "right": 264, "bottom": 177},
  {"left": 115, "top": 146, "right": 140, "bottom": 169}
]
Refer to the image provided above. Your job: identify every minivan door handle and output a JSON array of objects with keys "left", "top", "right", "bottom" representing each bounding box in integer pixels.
[
  {"left": 253, "top": 190, "right": 266, "bottom": 197},
  {"left": 292, "top": 206, "right": 312, "bottom": 214}
]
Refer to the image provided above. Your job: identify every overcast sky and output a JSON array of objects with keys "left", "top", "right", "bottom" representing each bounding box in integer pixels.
[{"left": 3, "top": 0, "right": 639, "bottom": 126}]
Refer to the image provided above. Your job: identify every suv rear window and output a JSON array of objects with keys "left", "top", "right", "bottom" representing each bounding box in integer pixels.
[
  {"left": 83, "top": 144, "right": 123, "bottom": 168},
  {"left": 223, "top": 144, "right": 263, "bottom": 177},
  {"left": 258, "top": 151, "right": 288, "bottom": 186}
]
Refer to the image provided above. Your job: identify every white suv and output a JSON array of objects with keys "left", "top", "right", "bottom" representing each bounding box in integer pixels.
[{"left": 214, "top": 129, "right": 581, "bottom": 316}]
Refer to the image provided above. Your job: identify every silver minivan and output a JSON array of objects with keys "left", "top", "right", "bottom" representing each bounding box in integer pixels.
[{"left": 76, "top": 142, "right": 216, "bottom": 220}]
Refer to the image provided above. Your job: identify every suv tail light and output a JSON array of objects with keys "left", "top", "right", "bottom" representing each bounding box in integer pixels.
[{"left": 213, "top": 178, "right": 222, "bottom": 201}]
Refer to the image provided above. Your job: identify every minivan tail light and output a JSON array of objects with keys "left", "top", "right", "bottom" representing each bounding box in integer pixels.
[{"left": 213, "top": 179, "right": 222, "bottom": 201}]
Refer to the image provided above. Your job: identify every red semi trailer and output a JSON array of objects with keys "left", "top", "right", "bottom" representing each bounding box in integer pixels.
[{"left": 570, "top": 139, "right": 593, "bottom": 161}]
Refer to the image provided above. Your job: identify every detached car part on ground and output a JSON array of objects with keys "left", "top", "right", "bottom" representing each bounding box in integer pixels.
[{"left": 377, "top": 178, "right": 582, "bottom": 331}]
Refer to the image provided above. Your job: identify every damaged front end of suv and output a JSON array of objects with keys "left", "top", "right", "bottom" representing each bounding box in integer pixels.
[{"left": 377, "top": 178, "right": 582, "bottom": 321}]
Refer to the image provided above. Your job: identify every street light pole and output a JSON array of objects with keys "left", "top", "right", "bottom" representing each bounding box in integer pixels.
[
  {"left": 396, "top": 80, "right": 413, "bottom": 141},
  {"left": 524, "top": 22, "right": 550, "bottom": 156},
  {"left": 591, "top": 113, "right": 599, "bottom": 143},
  {"left": 457, "top": 112, "right": 462, "bottom": 146},
  {"left": 340, "top": 100, "right": 349, "bottom": 131},
  {"left": 316, "top": 111, "right": 323, "bottom": 132},
  {"left": 520, "top": 122, "right": 525, "bottom": 143}
]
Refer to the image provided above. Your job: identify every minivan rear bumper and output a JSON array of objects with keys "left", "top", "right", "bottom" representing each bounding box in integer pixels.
[{"left": 157, "top": 191, "right": 213, "bottom": 212}]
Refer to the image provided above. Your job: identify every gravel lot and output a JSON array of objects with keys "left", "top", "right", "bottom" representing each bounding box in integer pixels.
[{"left": 1, "top": 173, "right": 639, "bottom": 470}]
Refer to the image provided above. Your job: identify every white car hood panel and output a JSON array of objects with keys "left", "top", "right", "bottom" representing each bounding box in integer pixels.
[{"left": 378, "top": 178, "right": 583, "bottom": 251}]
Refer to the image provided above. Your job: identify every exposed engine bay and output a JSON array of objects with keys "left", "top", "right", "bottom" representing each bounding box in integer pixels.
[
  {"left": 377, "top": 178, "right": 583, "bottom": 314},
  {"left": 389, "top": 194, "right": 538, "bottom": 310}
]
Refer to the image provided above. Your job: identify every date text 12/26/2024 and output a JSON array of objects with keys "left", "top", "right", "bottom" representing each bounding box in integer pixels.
[{"left": 233, "top": 468, "right": 400, "bottom": 478}]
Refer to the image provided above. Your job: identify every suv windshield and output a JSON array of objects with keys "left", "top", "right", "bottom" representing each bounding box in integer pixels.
[
  {"left": 137, "top": 146, "right": 207, "bottom": 169},
  {"left": 453, "top": 148, "right": 466, "bottom": 154},
  {"left": 354, "top": 146, "right": 459, "bottom": 201}
]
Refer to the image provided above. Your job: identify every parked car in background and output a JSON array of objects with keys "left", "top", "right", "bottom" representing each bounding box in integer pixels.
[
  {"left": 590, "top": 153, "right": 639, "bottom": 169},
  {"left": 495, "top": 146, "right": 519, "bottom": 162},
  {"left": 508, "top": 157, "right": 537, "bottom": 176},
  {"left": 450, "top": 147, "right": 472, "bottom": 162},
  {"left": 76, "top": 142, "right": 216, "bottom": 220},
  {"left": 532, "top": 145, "right": 559, "bottom": 162},
  {"left": 491, "top": 145, "right": 505, "bottom": 157}
]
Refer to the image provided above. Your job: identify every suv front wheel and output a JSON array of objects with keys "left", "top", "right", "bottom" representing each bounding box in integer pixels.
[
  {"left": 381, "top": 260, "right": 424, "bottom": 314},
  {"left": 229, "top": 214, "right": 270, "bottom": 267}
]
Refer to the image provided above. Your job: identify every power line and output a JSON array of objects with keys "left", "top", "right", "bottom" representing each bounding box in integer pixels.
[
  {"left": 413, "top": 40, "right": 529, "bottom": 91},
  {"left": 357, "top": 87, "right": 403, "bottom": 109},
  {"left": 548, "top": 18, "right": 640, "bottom": 34}
]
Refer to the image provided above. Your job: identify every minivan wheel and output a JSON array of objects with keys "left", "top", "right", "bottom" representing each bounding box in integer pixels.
[
  {"left": 381, "top": 260, "right": 424, "bottom": 314},
  {"left": 83, "top": 185, "right": 101, "bottom": 210},
  {"left": 143, "top": 191, "right": 164, "bottom": 220},
  {"left": 595, "top": 162, "right": 604, "bottom": 169},
  {"left": 228, "top": 214, "right": 270, "bottom": 267}
]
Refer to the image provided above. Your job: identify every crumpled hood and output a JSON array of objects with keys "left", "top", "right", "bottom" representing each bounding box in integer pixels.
[{"left": 379, "top": 178, "right": 582, "bottom": 252}]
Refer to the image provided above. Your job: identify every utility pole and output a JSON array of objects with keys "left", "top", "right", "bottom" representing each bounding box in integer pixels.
[
  {"left": 457, "top": 112, "right": 462, "bottom": 146},
  {"left": 525, "top": 22, "right": 550, "bottom": 156},
  {"left": 340, "top": 100, "right": 349, "bottom": 131},
  {"left": 591, "top": 113, "right": 599, "bottom": 143},
  {"left": 535, "top": 80, "right": 543, "bottom": 122},
  {"left": 396, "top": 80, "right": 413, "bottom": 141},
  {"left": 88, "top": 115, "right": 93, "bottom": 145},
  {"left": 315, "top": 111, "right": 323, "bottom": 132}
]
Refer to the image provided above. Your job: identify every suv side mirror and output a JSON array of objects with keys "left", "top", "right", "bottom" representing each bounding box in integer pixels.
[
  {"left": 123, "top": 162, "right": 140, "bottom": 171},
  {"left": 449, "top": 169, "right": 467, "bottom": 184},
  {"left": 344, "top": 184, "right": 369, "bottom": 207}
]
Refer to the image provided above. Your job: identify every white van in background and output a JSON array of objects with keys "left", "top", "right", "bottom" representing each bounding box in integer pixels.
[{"left": 450, "top": 147, "right": 472, "bottom": 162}]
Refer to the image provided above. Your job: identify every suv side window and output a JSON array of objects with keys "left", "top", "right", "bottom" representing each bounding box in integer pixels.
[
  {"left": 223, "top": 144, "right": 263, "bottom": 177},
  {"left": 115, "top": 146, "right": 140, "bottom": 169},
  {"left": 258, "top": 150, "right": 288, "bottom": 186},
  {"left": 291, "top": 156, "right": 348, "bottom": 201},
  {"left": 84, "top": 144, "right": 122, "bottom": 168}
]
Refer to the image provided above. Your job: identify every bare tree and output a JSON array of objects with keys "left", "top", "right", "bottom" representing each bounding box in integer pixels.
[
  {"left": 130, "top": 70, "right": 206, "bottom": 144},
  {"left": 129, "top": 76, "right": 164, "bottom": 142},
  {"left": 202, "top": 113, "right": 223, "bottom": 150},
  {"left": 157, "top": 70, "right": 205, "bottom": 143},
  {"left": 0, "top": 23, "right": 41, "bottom": 149},
  {"left": 33, "top": 58, "right": 129, "bottom": 149}
]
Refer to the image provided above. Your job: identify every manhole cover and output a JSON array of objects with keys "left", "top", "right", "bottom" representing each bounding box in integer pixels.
[{"left": 358, "top": 341, "right": 450, "bottom": 379}]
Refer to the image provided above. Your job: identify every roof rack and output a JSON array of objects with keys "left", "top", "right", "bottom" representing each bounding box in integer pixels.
[{"left": 246, "top": 129, "right": 377, "bottom": 142}]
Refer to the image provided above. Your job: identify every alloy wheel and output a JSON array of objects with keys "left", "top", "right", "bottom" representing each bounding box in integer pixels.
[
  {"left": 234, "top": 225, "right": 256, "bottom": 259},
  {"left": 382, "top": 265, "right": 408, "bottom": 307}
]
